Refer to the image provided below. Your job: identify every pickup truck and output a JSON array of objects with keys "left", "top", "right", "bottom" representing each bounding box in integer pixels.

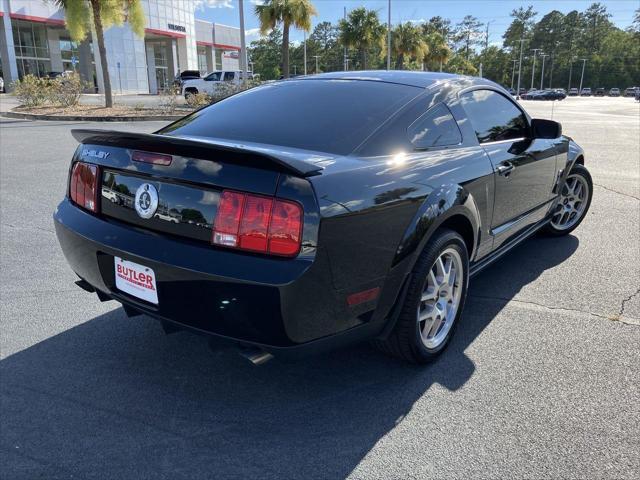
[{"left": 181, "top": 70, "right": 249, "bottom": 98}]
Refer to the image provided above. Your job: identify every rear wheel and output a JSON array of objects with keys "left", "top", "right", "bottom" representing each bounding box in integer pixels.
[
  {"left": 544, "top": 164, "right": 592, "bottom": 236},
  {"left": 374, "top": 229, "right": 469, "bottom": 364}
]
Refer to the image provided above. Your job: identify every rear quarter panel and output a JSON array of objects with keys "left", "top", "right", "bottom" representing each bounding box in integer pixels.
[{"left": 310, "top": 145, "right": 494, "bottom": 323}]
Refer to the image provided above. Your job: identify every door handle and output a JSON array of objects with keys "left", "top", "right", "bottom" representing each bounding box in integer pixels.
[{"left": 496, "top": 161, "right": 515, "bottom": 176}]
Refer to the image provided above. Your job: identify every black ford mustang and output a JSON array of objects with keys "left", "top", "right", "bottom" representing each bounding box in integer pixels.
[{"left": 54, "top": 72, "right": 593, "bottom": 364}]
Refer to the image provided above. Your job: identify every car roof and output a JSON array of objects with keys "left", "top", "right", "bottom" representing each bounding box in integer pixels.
[{"left": 299, "top": 70, "right": 461, "bottom": 88}]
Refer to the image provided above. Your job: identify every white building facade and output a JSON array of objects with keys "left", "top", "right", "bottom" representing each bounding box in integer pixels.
[{"left": 0, "top": 0, "right": 240, "bottom": 94}]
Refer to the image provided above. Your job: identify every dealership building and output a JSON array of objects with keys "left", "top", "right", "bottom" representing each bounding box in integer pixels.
[{"left": 0, "top": 0, "right": 241, "bottom": 93}]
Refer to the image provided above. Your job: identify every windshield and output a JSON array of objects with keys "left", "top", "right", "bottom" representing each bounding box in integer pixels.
[{"left": 160, "top": 79, "right": 421, "bottom": 155}]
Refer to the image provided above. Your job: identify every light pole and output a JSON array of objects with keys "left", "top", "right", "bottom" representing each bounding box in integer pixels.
[
  {"left": 313, "top": 55, "right": 320, "bottom": 73},
  {"left": 387, "top": 0, "right": 391, "bottom": 70},
  {"left": 578, "top": 58, "right": 587, "bottom": 93},
  {"left": 343, "top": 6, "right": 347, "bottom": 71},
  {"left": 568, "top": 57, "right": 575, "bottom": 91},
  {"left": 511, "top": 59, "right": 518, "bottom": 90},
  {"left": 516, "top": 38, "right": 525, "bottom": 99},
  {"left": 238, "top": 0, "right": 248, "bottom": 85},
  {"left": 539, "top": 53, "right": 548, "bottom": 90},
  {"left": 303, "top": 29, "right": 307, "bottom": 76},
  {"left": 531, "top": 48, "right": 542, "bottom": 90}
]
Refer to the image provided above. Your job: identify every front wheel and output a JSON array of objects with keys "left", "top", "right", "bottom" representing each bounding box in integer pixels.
[
  {"left": 544, "top": 163, "right": 593, "bottom": 236},
  {"left": 374, "top": 229, "right": 469, "bottom": 364}
]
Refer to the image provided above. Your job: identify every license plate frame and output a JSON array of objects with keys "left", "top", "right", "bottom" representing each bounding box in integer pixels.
[{"left": 114, "top": 257, "right": 159, "bottom": 305}]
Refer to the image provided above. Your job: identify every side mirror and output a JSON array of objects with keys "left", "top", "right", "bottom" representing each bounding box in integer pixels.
[{"left": 531, "top": 118, "right": 562, "bottom": 139}]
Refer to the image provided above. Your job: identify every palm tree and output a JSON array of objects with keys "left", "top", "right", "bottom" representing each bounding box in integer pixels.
[
  {"left": 392, "top": 23, "right": 428, "bottom": 69},
  {"left": 51, "top": 0, "right": 145, "bottom": 108},
  {"left": 425, "top": 32, "right": 452, "bottom": 71},
  {"left": 339, "top": 7, "right": 386, "bottom": 70},
  {"left": 255, "top": 0, "right": 317, "bottom": 79}
]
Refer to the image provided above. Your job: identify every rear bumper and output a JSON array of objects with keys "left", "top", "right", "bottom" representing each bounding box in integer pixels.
[{"left": 53, "top": 199, "right": 386, "bottom": 355}]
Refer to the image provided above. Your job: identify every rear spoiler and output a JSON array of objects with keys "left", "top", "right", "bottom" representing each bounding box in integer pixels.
[{"left": 71, "top": 129, "right": 324, "bottom": 177}]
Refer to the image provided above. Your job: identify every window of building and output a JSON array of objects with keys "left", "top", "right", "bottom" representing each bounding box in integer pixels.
[
  {"left": 59, "top": 37, "right": 80, "bottom": 72},
  {"left": 11, "top": 20, "right": 51, "bottom": 78},
  {"left": 459, "top": 90, "right": 529, "bottom": 144},
  {"left": 153, "top": 44, "right": 170, "bottom": 91},
  {"left": 408, "top": 103, "right": 462, "bottom": 149},
  {"left": 197, "top": 46, "right": 208, "bottom": 75}
]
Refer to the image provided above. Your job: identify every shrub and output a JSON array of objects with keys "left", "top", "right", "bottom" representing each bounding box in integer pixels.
[
  {"left": 48, "top": 72, "right": 85, "bottom": 107},
  {"left": 12, "top": 75, "right": 51, "bottom": 107},
  {"left": 209, "top": 79, "right": 262, "bottom": 103},
  {"left": 185, "top": 91, "right": 212, "bottom": 108},
  {"left": 158, "top": 85, "right": 181, "bottom": 114}
]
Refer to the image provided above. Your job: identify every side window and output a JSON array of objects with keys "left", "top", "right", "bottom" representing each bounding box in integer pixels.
[
  {"left": 460, "top": 90, "right": 529, "bottom": 144},
  {"left": 408, "top": 103, "right": 462, "bottom": 149},
  {"left": 223, "top": 72, "right": 235, "bottom": 81},
  {"left": 205, "top": 72, "right": 222, "bottom": 81}
]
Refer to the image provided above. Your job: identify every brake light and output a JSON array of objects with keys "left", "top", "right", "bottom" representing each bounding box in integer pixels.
[
  {"left": 70, "top": 162, "right": 98, "bottom": 212},
  {"left": 132, "top": 150, "right": 172, "bottom": 166},
  {"left": 212, "top": 190, "right": 303, "bottom": 257}
]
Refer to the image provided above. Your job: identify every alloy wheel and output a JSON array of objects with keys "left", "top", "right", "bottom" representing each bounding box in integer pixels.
[
  {"left": 551, "top": 173, "right": 589, "bottom": 231},
  {"left": 417, "top": 248, "right": 464, "bottom": 349}
]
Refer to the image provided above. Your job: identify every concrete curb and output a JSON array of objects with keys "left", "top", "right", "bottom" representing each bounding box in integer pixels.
[{"left": 2, "top": 110, "right": 185, "bottom": 122}]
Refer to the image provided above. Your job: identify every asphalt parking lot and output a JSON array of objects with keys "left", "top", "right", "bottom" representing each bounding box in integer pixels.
[{"left": 1, "top": 96, "right": 639, "bottom": 479}]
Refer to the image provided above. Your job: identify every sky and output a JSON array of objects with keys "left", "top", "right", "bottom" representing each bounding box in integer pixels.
[{"left": 195, "top": 0, "right": 638, "bottom": 44}]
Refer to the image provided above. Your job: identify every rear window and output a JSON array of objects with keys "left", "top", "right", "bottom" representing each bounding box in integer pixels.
[{"left": 160, "top": 80, "right": 420, "bottom": 155}]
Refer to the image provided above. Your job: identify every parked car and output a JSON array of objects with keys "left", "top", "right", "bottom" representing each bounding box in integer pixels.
[
  {"left": 624, "top": 87, "right": 638, "bottom": 97},
  {"left": 0, "top": 76, "right": 4, "bottom": 93},
  {"left": 568, "top": 87, "right": 579, "bottom": 96},
  {"left": 508, "top": 88, "right": 516, "bottom": 96},
  {"left": 521, "top": 89, "right": 539, "bottom": 100},
  {"left": 518, "top": 87, "right": 527, "bottom": 95},
  {"left": 172, "top": 70, "right": 201, "bottom": 89},
  {"left": 54, "top": 72, "right": 592, "bottom": 364},
  {"left": 594, "top": 88, "right": 605, "bottom": 97},
  {"left": 182, "top": 70, "right": 254, "bottom": 98},
  {"left": 609, "top": 88, "right": 620, "bottom": 97},
  {"left": 539, "top": 89, "right": 567, "bottom": 101},
  {"left": 580, "top": 87, "right": 592, "bottom": 96}
]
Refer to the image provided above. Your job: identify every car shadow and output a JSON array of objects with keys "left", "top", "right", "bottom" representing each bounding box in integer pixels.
[{"left": 1, "top": 235, "right": 578, "bottom": 479}]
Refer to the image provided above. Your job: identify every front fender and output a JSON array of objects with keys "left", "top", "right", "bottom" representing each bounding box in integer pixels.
[{"left": 392, "top": 183, "right": 480, "bottom": 269}]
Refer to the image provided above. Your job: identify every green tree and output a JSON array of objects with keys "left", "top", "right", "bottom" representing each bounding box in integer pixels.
[
  {"left": 446, "top": 55, "right": 477, "bottom": 75},
  {"left": 503, "top": 5, "right": 537, "bottom": 51},
  {"left": 581, "top": 2, "right": 613, "bottom": 53},
  {"left": 248, "top": 28, "right": 283, "bottom": 80},
  {"left": 477, "top": 46, "right": 510, "bottom": 84},
  {"left": 629, "top": 8, "right": 640, "bottom": 36},
  {"left": 308, "top": 21, "right": 342, "bottom": 72},
  {"left": 455, "top": 15, "right": 484, "bottom": 60},
  {"left": 392, "top": 23, "right": 428, "bottom": 69},
  {"left": 422, "top": 16, "right": 454, "bottom": 40},
  {"left": 255, "top": 0, "right": 317, "bottom": 79},
  {"left": 339, "top": 7, "right": 386, "bottom": 69},
  {"left": 51, "top": 0, "right": 145, "bottom": 108},
  {"left": 424, "top": 32, "right": 451, "bottom": 71}
]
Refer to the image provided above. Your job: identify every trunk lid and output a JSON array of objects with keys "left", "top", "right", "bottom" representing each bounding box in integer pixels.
[{"left": 71, "top": 129, "right": 320, "bottom": 248}]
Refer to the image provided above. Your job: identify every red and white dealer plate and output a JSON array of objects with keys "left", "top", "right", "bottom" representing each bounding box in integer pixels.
[{"left": 114, "top": 257, "right": 158, "bottom": 304}]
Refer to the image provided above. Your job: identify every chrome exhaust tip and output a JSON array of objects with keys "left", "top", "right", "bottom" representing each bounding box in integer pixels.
[{"left": 238, "top": 346, "right": 274, "bottom": 365}]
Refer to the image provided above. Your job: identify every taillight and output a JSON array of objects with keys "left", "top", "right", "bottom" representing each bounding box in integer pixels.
[
  {"left": 212, "top": 190, "right": 303, "bottom": 257},
  {"left": 70, "top": 162, "right": 98, "bottom": 212}
]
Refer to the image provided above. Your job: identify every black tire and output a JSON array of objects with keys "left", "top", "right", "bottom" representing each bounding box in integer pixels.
[
  {"left": 543, "top": 163, "right": 593, "bottom": 237},
  {"left": 184, "top": 88, "right": 198, "bottom": 100},
  {"left": 374, "top": 228, "right": 469, "bottom": 364}
]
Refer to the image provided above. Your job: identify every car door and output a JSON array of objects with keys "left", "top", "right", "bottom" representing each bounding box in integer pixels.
[{"left": 459, "top": 89, "right": 558, "bottom": 250}]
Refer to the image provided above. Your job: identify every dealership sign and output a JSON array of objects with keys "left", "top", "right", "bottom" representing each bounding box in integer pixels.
[{"left": 168, "top": 23, "right": 186, "bottom": 33}]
